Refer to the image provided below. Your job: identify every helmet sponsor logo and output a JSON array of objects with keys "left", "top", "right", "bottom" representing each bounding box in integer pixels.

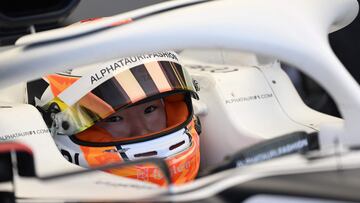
[
  {"left": 61, "top": 149, "right": 80, "bottom": 165},
  {"left": 134, "top": 159, "right": 192, "bottom": 182},
  {"left": 90, "top": 52, "right": 179, "bottom": 85},
  {"left": 169, "top": 159, "right": 191, "bottom": 175},
  {"left": 103, "top": 148, "right": 130, "bottom": 153}
]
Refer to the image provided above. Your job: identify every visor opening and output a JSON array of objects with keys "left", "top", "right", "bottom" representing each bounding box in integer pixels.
[
  {"left": 134, "top": 151, "right": 158, "bottom": 158},
  {"left": 71, "top": 91, "right": 194, "bottom": 146},
  {"left": 169, "top": 140, "right": 185, "bottom": 150}
]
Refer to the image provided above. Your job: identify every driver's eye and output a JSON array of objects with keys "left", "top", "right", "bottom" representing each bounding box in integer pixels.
[
  {"left": 105, "top": 116, "right": 123, "bottom": 122},
  {"left": 144, "top": 105, "right": 157, "bottom": 114}
]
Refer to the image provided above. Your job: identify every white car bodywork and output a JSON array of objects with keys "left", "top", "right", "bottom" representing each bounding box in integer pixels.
[
  {"left": 0, "top": 0, "right": 358, "bottom": 202},
  {"left": 181, "top": 50, "right": 340, "bottom": 168}
]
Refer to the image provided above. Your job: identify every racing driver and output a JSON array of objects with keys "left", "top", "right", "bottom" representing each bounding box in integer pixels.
[{"left": 27, "top": 51, "right": 201, "bottom": 185}]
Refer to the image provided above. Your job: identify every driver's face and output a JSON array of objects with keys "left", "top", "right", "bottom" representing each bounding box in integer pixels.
[{"left": 96, "top": 99, "right": 167, "bottom": 138}]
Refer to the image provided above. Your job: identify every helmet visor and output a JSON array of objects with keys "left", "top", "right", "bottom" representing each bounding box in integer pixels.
[
  {"left": 43, "top": 60, "right": 197, "bottom": 136},
  {"left": 73, "top": 93, "right": 192, "bottom": 144}
]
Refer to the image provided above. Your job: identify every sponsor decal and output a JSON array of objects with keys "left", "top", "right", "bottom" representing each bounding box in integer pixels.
[
  {"left": 135, "top": 158, "right": 193, "bottom": 181},
  {"left": 95, "top": 180, "right": 156, "bottom": 190},
  {"left": 60, "top": 149, "right": 80, "bottom": 165},
  {"left": 58, "top": 51, "right": 179, "bottom": 106},
  {"left": 236, "top": 138, "right": 309, "bottom": 167},
  {"left": 186, "top": 64, "right": 239, "bottom": 73},
  {"left": 90, "top": 52, "right": 179, "bottom": 85},
  {"left": 225, "top": 93, "right": 273, "bottom": 104},
  {"left": 103, "top": 148, "right": 130, "bottom": 153},
  {"left": 169, "top": 159, "right": 191, "bottom": 176},
  {"left": 0, "top": 128, "right": 50, "bottom": 141}
]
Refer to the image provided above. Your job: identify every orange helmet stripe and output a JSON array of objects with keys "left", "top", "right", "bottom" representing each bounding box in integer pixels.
[
  {"left": 46, "top": 74, "right": 79, "bottom": 96},
  {"left": 80, "top": 145, "right": 123, "bottom": 167}
]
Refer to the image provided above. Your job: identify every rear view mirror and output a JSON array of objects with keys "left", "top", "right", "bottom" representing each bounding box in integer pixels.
[
  {"left": 0, "top": 0, "right": 80, "bottom": 27},
  {"left": 0, "top": 0, "right": 80, "bottom": 45}
]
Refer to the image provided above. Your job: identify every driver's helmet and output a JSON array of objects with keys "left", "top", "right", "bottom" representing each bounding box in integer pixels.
[{"left": 27, "top": 51, "right": 201, "bottom": 185}]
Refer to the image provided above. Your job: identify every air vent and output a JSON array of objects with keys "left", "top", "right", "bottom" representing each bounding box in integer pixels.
[
  {"left": 169, "top": 140, "right": 185, "bottom": 150},
  {"left": 134, "top": 151, "right": 157, "bottom": 158}
]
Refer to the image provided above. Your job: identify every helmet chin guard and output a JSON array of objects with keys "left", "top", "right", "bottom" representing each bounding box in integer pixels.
[{"left": 54, "top": 119, "right": 200, "bottom": 185}]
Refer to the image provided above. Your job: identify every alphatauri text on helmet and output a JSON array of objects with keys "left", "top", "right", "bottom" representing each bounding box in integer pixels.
[{"left": 90, "top": 52, "right": 178, "bottom": 84}]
